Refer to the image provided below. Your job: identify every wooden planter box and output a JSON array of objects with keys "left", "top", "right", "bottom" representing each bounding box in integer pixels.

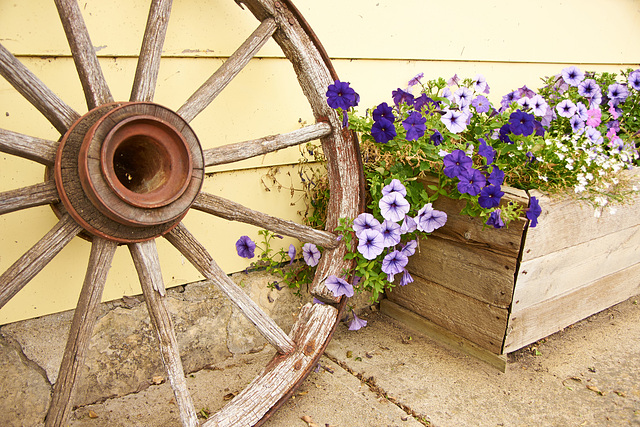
[{"left": 381, "top": 169, "right": 640, "bottom": 370}]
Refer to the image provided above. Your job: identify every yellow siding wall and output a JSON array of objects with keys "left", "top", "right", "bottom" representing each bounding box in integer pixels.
[{"left": 1, "top": 0, "right": 639, "bottom": 323}]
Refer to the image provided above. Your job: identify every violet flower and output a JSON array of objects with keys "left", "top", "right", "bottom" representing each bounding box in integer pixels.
[
  {"left": 302, "top": 243, "right": 321, "bottom": 267},
  {"left": 325, "top": 275, "right": 354, "bottom": 298},
  {"left": 235, "top": 236, "right": 256, "bottom": 259}
]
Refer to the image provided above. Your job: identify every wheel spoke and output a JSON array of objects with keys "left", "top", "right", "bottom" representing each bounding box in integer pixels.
[
  {"left": 192, "top": 192, "right": 339, "bottom": 249},
  {"left": 129, "top": 240, "right": 198, "bottom": 427},
  {"left": 0, "top": 43, "right": 80, "bottom": 135},
  {"left": 203, "top": 122, "right": 332, "bottom": 167},
  {"left": 0, "top": 181, "right": 60, "bottom": 216},
  {"left": 177, "top": 18, "right": 277, "bottom": 123},
  {"left": 0, "top": 214, "right": 81, "bottom": 310},
  {"left": 0, "top": 128, "right": 58, "bottom": 165},
  {"left": 54, "top": 0, "right": 114, "bottom": 109},
  {"left": 165, "top": 223, "right": 296, "bottom": 354},
  {"left": 45, "top": 237, "right": 117, "bottom": 427},
  {"left": 130, "top": 0, "right": 174, "bottom": 102}
]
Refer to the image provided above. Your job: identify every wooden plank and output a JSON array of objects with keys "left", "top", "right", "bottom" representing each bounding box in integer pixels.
[
  {"left": 0, "top": 128, "right": 58, "bottom": 166},
  {"left": 513, "top": 223, "right": 640, "bottom": 310},
  {"left": 408, "top": 234, "right": 517, "bottom": 309},
  {"left": 504, "top": 262, "right": 640, "bottom": 353},
  {"left": 46, "top": 238, "right": 117, "bottom": 427},
  {"left": 0, "top": 181, "right": 59, "bottom": 216},
  {"left": 380, "top": 299, "right": 507, "bottom": 372},
  {"left": 521, "top": 168, "right": 640, "bottom": 262},
  {"left": 386, "top": 274, "right": 508, "bottom": 354}
]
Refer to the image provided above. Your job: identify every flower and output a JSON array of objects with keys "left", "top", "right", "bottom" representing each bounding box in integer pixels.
[
  {"left": 478, "top": 185, "right": 504, "bottom": 209},
  {"left": 586, "top": 108, "right": 602, "bottom": 127},
  {"left": 371, "top": 118, "right": 396, "bottom": 143},
  {"left": 382, "top": 179, "right": 407, "bottom": 197},
  {"left": 473, "top": 74, "right": 489, "bottom": 94},
  {"left": 441, "top": 110, "right": 468, "bottom": 133},
  {"left": 454, "top": 87, "right": 474, "bottom": 108},
  {"left": 478, "top": 138, "right": 495, "bottom": 164},
  {"left": 352, "top": 212, "right": 382, "bottom": 237},
  {"left": 471, "top": 95, "right": 491, "bottom": 113},
  {"left": 235, "top": 236, "right": 256, "bottom": 259},
  {"left": 400, "top": 240, "right": 418, "bottom": 257},
  {"left": 526, "top": 196, "right": 542, "bottom": 227},
  {"left": 288, "top": 244, "right": 296, "bottom": 265},
  {"left": 443, "top": 149, "right": 472, "bottom": 178},
  {"left": 302, "top": 243, "right": 321, "bottom": 266},
  {"left": 529, "top": 94, "right": 548, "bottom": 116},
  {"left": 509, "top": 110, "right": 535, "bottom": 136},
  {"left": 408, "top": 72, "right": 424, "bottom": 87},
  {"left": 457, "top": 168, "right": 487, "bottom": 196},
  {"left": 400, "top": 215, "right": 417, "bottom": 234},
  {"left": 556, "top": 99, "right": 577, "bottom": 118},
  {"left": 628, "top": 70, "right": 640, "bottom": 91},
  {"left": 381, "top": 250, "right": 408, "bottom": 276},
  {"left": 415, "top": 203, "right": 448, "bottom": 233},
  {"left": 379, "top": 220, "right": 402, "bottom": 247},
  {"left": 561, "top": 66, "right": 585, "bottom": 87},
  {"left": 357, "top": 229, "right": 384, "bottom": 260},
  {"left": 488, "top": 166, "right": 505, "bottom": 186},
  {"left": 326, "top": 80, "right": 359, "bottom": 110},
  {"left": 608, "top": 83, "right": 629, "bottom": 105},
  {"left": 373, "top": 102, "right": 395, "bottom": 123},
  {"left": 400, "top": 269, "right": 414, "bottom": 286},
  {"left": 403, "top": 111, "right": 427, "bottom": 141},
  {"left": 392, "top": 88, "right": 415, "bottom": 106},
  {"left": 430, "top": 129, "right": 444, "bottom": 145},
  {"left": 348, "top": 312, "right": 367, "bottom": 330},
  {"left": 325, "top": 275, "right": 354, "bottom": 298},
  {"left": 379, "top": 192, "right": 410, "bottom": 222},
  {"left": 486, "top": 209, "right": 505, "bottom": 229}
]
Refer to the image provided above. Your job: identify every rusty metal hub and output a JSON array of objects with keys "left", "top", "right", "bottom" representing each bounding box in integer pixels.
[{"left": 54, "top": 102, "right": 204, "bottom": 243}]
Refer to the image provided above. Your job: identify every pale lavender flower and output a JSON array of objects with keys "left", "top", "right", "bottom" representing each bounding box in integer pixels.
[
  {"left": 578, "top": 79, "right": 599, "bottom": 98},
  {"left": 628, "top": 70, "right": 640, "bottom": 91},
  {"left": 562, "top": 66, "right": 585, "bottom": 86},
  {"left": 608, "top": 83, "right": 629, "bottom": 105},
  {"left": 380, "top": 220, "right": 402, "bottom": 248},
  {"left": 382, "top": 179, "right": 407, "bottom": 197},
  {"left": 288, "top": 244, "right": 296, "bottom": 265},
  {"left": 400, "top": 215, "right": 417, "bottom": 234},
  {"left": 454, "top": 87, "right": 474, "bottom": 108},
  {"left": 408, "top": 72, "right": 424, "bottom": 88},
  {"left": 570, "top": 115, "right": 585, "bottom": 133},
  {"left": 441, "top": 87, "right": 454, "bottom": 102},
  {"left": 500, "top": 90, "right": 520, "bottom": 109},
  {"left": 302, "top": 243, "right": 321, "bottom": 267},
  {"left": 556, "top": 99, "right": 577, "bottom": 118},
  {"left": 357, "top": 229, "right": 384, "bottom": 260},
  {"left": 415, "top": 203, "right": 448, "bottom": 233},
  {"left": 575, "top": 102, "right": 588, "bottom": 121},
  {"left": 400, "top": 269, "right": 414, "bottom": 286},
  {"left": 529, "top": 94, "right": 548, "bottom": 117},
  {"left": 400, "top": 240, "right": 418, "bottom": 257},
  {"left": 382, "top": 250, "right": 408, "bottom": 276},
  {"left": 441, "top": 109, "right": 468, "bottom": 133},
  {"left": 352, "top": 213, "right": 381, "bottom": 238},
  {"left": 325, "top": 275, "right": 354, "bottom": 298},
  {"left": 517, "top": 97, "right": 532, "bottom": 110},
  {"left": 471, "top": 95, "right": 491, "bottom": 113},
  {"left": 348, "top": 312, "right": 368, "bottom": 330},
  {"left": 379, "top": 192, "right": 410, "bottom": 222},
  {"left": 447, "top": 74, "right": 461, "bottom": 86},
  {"left": 585, "top": 126, "right": 603, "bottom": 144},
  {"left": 473, "top": 74, "right": 488, "bottom": 93}
]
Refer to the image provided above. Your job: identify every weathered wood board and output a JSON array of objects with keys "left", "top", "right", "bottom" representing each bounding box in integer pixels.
[{"left": 383, "top": 169, "right": 640, "bottom": 361}]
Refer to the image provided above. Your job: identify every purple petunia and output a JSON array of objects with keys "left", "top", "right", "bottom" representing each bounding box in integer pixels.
[
  {"left": 408, "top": 72, "right": 424, "bottom": 87},
  {"left": 371, "top": 118, "right": 397, "bottom": 143},
  {"left": 380, "top": 220, "right": 402, "bottom": 248},
  {"left": 352, "top": 212, "right": 382, "bottom": 237},
  {"left": 348, "top": 311, "right": 368, "bottom": 330},
  {"left": 486, "top": 209, "right": 505, "bottom": 229},
  {"left": 498, "top": 124, "right": 512, "bottom": 143},
  {"left": 372, "top": 102, "right": 395, "bottom": 123},
  {"left": 400, "top": 269, "right": 414, "bottom": 286},
  {"left": 400, "top": 240, "right": 418, "bottom": 257},
  {"left": 561, "top": 66, "right": 585, "bottom": 87},
  {"left": 457, "top": 168, "right": 487, "bottom": 196},
  {"left": 235, "top": 236, "right": 256, "bottom": 259},
  {"left": 509, "top": 109, "right": 535, "bottom": 136},
  {"left": 325, "top": 275, "right": 354, "bottom": 298},
  {"left": 392, "top": 88, "right": 415, "bottom": 106},
  {"left": 501, "top": 90, "right": 521, "bottom": 109},
  {"left": 381, "top": 250, "right": 409, "bottom": 276},
  {"left": 415, "top": 203, "right": 448, "bottom": 233},
  {"left": 628, "top": 70, "right": 640, "bottom": 91},
  {"left": 414, "top": 93, "right": 439, "bottom": 111},
  {"left": 488, "top": 166, "right": 505, "bottom": 186},
  {"left": 578, "top": 79, "right": 600, "bottom": 99},
  {"left": 357, "top": 229, "right": 385, "bottom": 260},
  {"left": 288, "top": 244, "right": 296, "bottom": 265},
  {"left": 608, "top": 83, "right": 629, "bottom": 106},
  {"left": 443, "top": 149, "right": 472, "bottom": 178},
  {"left": 473, "top": 74, "right": 489, "bottom": 94},
  {"left": 529, "top": 94, "right": 548, "bottom": 117},
  {"left": 556, "top": 99, "right": 577, "bottom": 118},
  {"left": 403, "top": 111, "right": 427, "bottom": 141},
  {"left": 478, "top": 185, "right": 504, "bottom": 209},
  {"left": 302, "top": 243, "right": 321, "bottom": 267},
  {"left": 441, "top": 110, "right": 468, "bottom": 133},
  {"left": 471, "top": 95, "right": 491, "bottom": 113},
  {"left": 382, "top": 179, "right": 407, "bottom": 197},
  {"left": 454, "top": 87, "right": 474, "bottom": 108},
  {"left": 478, "top": 138, "right": 496, "bottom": 164},
  {"left": 430, "top": 129, "right": 444, "bottom": 146},
  {"left": 379, "top": 192, "right": 411, "bottom": 222},
  {"left": 400, "top": 215, "right": 417, "bottom": 234},
  {"left": 326, "top": 80, "right": 359, "bottom": 110},
  {"left": 526, "top": 196, "right": 542, "bottom": 227}
]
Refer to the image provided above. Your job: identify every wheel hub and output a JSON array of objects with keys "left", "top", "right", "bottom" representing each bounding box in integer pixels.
[{"left": 54, "top": 102, "right": 204, "bottom": 243}]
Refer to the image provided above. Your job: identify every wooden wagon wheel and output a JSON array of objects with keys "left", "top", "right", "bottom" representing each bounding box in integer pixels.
[{"left": 0, "top": 0, "right": 363, "bottom": 425}]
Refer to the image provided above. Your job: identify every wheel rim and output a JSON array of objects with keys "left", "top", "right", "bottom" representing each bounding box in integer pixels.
[{"left": 0, "top": 1, "right": 362, "bottom": 426}]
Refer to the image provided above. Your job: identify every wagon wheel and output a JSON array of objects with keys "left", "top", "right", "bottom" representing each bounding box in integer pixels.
[{"left": 0, "top": 0, "right": 362, "bottom": 425}]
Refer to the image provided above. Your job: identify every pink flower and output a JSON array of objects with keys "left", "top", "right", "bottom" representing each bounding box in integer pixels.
[
  {"left": 586, "top": 108, "right": 602, "bottom": 127},
  {"left": 608, "top": 101, "right": 620, "bottom": 119}
]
